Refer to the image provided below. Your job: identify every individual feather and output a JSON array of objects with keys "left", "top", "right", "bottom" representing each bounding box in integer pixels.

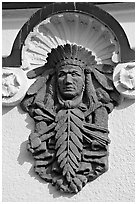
[
  {"left": 55, "top": 123, "right": 67, "bottom": 140},
  {"left": 93, "top": 68, "right": 114, "bottom": 90},
  {"left": 33, "top": 84, "right": 47, "bottom": 104},
  {"left": 69, "top": 141, "right": 81, "bottom": 160},
  {"left": 70, "top": 113, "right": 83, "bottom": 129},
  {"left": 56, "top": 141, "right": 67, "bottom": 157},
  {"left": 40, "top": 131, "right": 55, "bottom": 141},
  {"left": 94, "top": 64, "right": 114, "bottom": 74},
  {"left": 96, "top": 88, "right": 112, "bottom": 104},
  {"left": 70, "top": 121, "right": 83, "bottom": 140},
  {"left": 58, "top": 151, "right": 67, "bottom": 163},
  {"left": 70, "top": 132, "right": 83, "bottom": 150},
  {"left": 55, "top": 132, "right": 67, "bottom": 149}
]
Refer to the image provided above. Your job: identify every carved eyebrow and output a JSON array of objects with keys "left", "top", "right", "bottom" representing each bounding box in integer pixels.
[
  {"left": 58, "top": 69, "right": 83, "bottom": 76},
  {"left": 71, "top": 70, "right": 82, "bottom": 75},
  {"left": 58, "top": 71, "right": 67, "bottom": 77},
  {"left": 58, "top": 70, "right": 81, "bottom": 75},
  {"left": 59, "top": 70, "right": 67, "bottom": 73},
  {"left": 58, "top": 70, "right": 67, "bottom": 74},
  {"left": 71, "top": 70, "right": 81, "bottom": 73}
]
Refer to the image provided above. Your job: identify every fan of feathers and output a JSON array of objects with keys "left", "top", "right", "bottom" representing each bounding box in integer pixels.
[{"left": 22, "top": 12, "right": 120, "bottom": 70}]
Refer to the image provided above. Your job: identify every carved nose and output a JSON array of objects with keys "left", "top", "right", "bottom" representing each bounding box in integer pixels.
[{"left": 65, "top": 74, "right": 73, "bottom": 84}]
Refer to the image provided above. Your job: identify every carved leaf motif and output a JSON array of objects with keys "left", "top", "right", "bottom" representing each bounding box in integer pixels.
[
  {"left": 55, "top": 123, "right": 67, "bottom": 139},
  {"left": 20, "top": 95, "right": 34, "bottom": 112},
  {"left": 69, "top": 141, "right": 81, "bottom": 160},
  {"left": 27, "top": 77, "right": 46, "bottom": 95},
  {"left": 56, "top": 141, "right": 67, "bottom": 156},
  {"left": 58, "top": 151, "right": 67, "bottom": 163},
  {"left": 70, "top": 113, "right": 83, "bottom": 129},
  {"left": 95, "top": 64, "right": 113, "bottom": 74},
  {"left": 40, "top": 131, "right": 55, "bottom": 141},
  {"left": 55, "top": 109, "right": 67, "bottom": 121},
  {"left": 96, "top": 88, "right": 112, "bottom": 104},
  {"left": 63, "top": 163, "right": 75, "bottom": 176},
  {"left": 70, "top": 132, "right": 83, "bottom": 150},
  {"left": 69, "top": 151, "right": 79, "bottom": 167},
  {"left": 40, "top": 122, "right": 56, "bottom": 134},
  {"left": 93, "top": 69, "right": 114, "bottom": 90},
  {"left": 27, "top": 66, "right": 47, "bottom": 79},
  {"left": 34, "top": 115, "right": 45, "bottom": 121},
  {"left": 55, "top": 109, "right": 83, "bottom": 181},
  {"left": 70, "top": 121, "right": 83, "bottom": 140},
  {"left": 68, "top": 156, "right": 78, "bottom": 170},
  {"left": 55, "top": 133, "right": 67, "bottom": 149},
  {"left": 60, "top": 157, "right": 68, "bottom": 168},
  {"left": 82, "top": 126, "right": 110, "bottom": 145},
  {"left": 70, "top": 108, "right": 84, "bottom": 120},
  {"left": 33, "top": 84, "right": 47, "bottom": 104},
  {"left": 83, "top": 122, "right": 109, "bottom": 133},
  {"left": 34, "top": 108, "right": 54, "bottom": 121},
  {"left": 55, "top": 115, "right": 67, "bottom": 131},
  {"left": 73, "top": 177, "right": 82, "bottom": 191}
]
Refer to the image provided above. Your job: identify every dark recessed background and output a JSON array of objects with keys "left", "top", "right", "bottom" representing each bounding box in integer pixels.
[{"left": 2, "top": 2, "right": 122, "bottom": 10}]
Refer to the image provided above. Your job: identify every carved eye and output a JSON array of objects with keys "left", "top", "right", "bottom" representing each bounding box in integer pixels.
[
  {"left": 72, "top": 72, "right": 81, "bottom": 77},
  {"left": 71, "top": 72, "right": 77, "bottom": 77},
  {"left": 58, "top": 72, "right": 65, "bottom": 78}
]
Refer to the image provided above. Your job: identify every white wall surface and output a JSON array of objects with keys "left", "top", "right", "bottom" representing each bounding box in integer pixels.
[{"left": 2, "top": 3, "right": 135, "bottom": 202}]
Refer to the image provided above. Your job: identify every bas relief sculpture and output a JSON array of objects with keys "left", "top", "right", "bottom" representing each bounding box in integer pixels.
[
  {"left": 21, "top": 44, "right": 120, "bottom": 193},
  {"left": 2, "top": 2, "right": 134, "bottom": 194}
]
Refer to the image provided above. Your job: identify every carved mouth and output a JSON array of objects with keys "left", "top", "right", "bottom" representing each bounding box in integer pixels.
[{"left": 64, "top": 87, "right": 75, "bottom": 91}]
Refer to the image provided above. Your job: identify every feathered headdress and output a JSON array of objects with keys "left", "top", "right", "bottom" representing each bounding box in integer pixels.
[
  {"left": 21, "top": 12, "right": 121, "bottom": 112},
  {"left": 45, "top": 44, "right": 97, "bottom": 70}
]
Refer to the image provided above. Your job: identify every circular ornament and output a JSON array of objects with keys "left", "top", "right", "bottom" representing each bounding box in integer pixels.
[
  {"left": 2, "top": 67, "right": 28, "bottom": 106},
  {"left": 113, "top": 62, "right": 135, "bottom": 99}
]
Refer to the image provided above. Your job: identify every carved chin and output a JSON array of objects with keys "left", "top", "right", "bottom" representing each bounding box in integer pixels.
[
  {"left": 60, "top": 91, "right": 77, "bottom": 100},
  {"left": 59, "top": 89, "right": 83, "bottom": 100}
]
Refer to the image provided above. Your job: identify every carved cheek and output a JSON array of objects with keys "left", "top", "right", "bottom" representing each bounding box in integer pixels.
[
  {"left": 74, "top": 78, "right": 84, "bottom": 90},
  {"left": 58, "top": 78, "right": 64, "bottom": 89}
]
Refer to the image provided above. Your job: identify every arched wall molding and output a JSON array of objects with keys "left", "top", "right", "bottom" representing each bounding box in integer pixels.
[
  {"left": 2, "top": 2, "right": 135, "bottom": 194},
  {"left": 2, "top": 2, "right": 134, "bottom": 67}
]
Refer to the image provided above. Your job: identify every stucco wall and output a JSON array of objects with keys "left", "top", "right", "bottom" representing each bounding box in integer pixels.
[{"left": 2, "top": 3, "right": 135, "bottom": 202}]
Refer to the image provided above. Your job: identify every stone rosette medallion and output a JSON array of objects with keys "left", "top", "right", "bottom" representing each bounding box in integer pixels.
[
  {"left": 2, "top": 67, "right": 28, "bottom": 106},
  {"left": 113, "top": 62, "right": 135, "bottom": 99}
]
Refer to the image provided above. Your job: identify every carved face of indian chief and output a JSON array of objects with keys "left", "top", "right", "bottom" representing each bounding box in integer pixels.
[
  {"left": 21, "top": 44, "right": 119, "bottom": 194},
  {"left": 57, "top": 65, "right": 85, "bottom": 100}
]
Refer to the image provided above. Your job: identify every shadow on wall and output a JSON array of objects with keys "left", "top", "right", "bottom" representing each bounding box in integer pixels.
[
  {"left": 17, "top": 140, "right": 75, "bottom": 198},
  {"left": 17, "top": 105, "right": 35, "bottom": 131},
  {"left": 115, "top": 97, "right": 135, "bottom": 110},
  {"left": 2, "top": 105, "right": 14, "bottom": 115},
  {"left": 16, "top": 105, "right": 75, "bottom": 198},
  {"left": 17, "top": 140, "right": 46, "bottom": 184}
]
